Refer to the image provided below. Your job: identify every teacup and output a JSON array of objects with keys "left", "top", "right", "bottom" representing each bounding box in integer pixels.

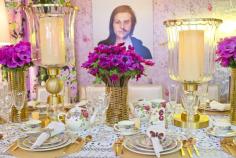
[
  {"left": 213, "top": 121, "right": 231, "bottom": 133},
  {"left": 23, "top": 120, "right": 41, "bottom": 131},
  {"left": 114, "top": 120, "right": 135, "bottom": 132},
  {"left": 37, "top": 104, "right": 48, "bottom": 114}
]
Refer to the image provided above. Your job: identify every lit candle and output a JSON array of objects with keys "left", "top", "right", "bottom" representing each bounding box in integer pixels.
[
  {"left": 179, "top": 30, "right": 204, "bottom": 81},
  {"left": 39, "top": 17, "right": 66, "bottom": 66}
]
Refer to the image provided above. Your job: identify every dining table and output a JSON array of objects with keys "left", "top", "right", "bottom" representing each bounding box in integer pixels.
[{"left": 0, "top": 112, "right": 234, "bottom": 158}]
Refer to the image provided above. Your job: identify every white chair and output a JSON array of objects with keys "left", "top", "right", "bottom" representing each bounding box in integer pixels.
[
  {"left": 79, "top": 84, "right": 163, "bottom": 103},
  {"left": 128, "top": 85, "right": 163, "bottom": 103}
]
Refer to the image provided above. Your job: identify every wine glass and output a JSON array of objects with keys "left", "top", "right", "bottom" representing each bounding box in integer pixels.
[
  {"left": 12, "top": 91, "right": 26, "bottom": 122},
  {"left": 198, "top": 83, "right": 209, "bottom": 114},
  {"left": 167, "top": 84, "right": 178, "bottom": 130}
]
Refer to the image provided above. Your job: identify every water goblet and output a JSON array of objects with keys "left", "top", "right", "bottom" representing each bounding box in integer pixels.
[{"left": 181, "top": 92, "right": 198, "bottom": 139}]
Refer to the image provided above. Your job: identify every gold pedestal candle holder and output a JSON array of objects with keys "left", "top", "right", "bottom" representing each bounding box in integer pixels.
[{"left": 46, "top": 67, "right": 63, "bottom": 105}]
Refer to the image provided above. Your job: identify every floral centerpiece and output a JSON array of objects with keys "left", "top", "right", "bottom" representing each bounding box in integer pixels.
[
  {"left": 215, "top": 36, "right": 236, "bottom": 125},
  {"left": 0, "top": 41, "right": 32, "bottom": 122},
  {"left": 82, "top": 43, "right": 154, "bottom": 125},
  {"left": 0, "top": 41, "right": 32, "bottom": 70}
]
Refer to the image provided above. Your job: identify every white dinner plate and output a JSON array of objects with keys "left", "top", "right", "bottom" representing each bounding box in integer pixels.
[
  {"left": 127, "top": 137, "right": 178, "bottom": 153},
  {"left": 207, "top": 127, "right": 236, "bottom": 137},
  {"left": 22, "top": 134, "right": 69, "bottom": 149},
  {"left": 124, "top": 139, "right": 182, "bottom": 156},
  {"left": 18, "top": 135, "right": 72, "bottom": 151}
]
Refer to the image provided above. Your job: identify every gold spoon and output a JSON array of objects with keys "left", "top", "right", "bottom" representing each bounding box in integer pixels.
[{"left": 84, "top": 135, "right": 92, "bottom": 145}]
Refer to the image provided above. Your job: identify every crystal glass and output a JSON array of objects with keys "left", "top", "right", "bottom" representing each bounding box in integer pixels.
[
  {"left": 166, "top": 84, "right": 178, "bottom": 130},
  {"left": 12, "top": 91, "right": 26, "bottom": 122},
  {"left": 198, "top": 83, "right": 209, "bottom": 113},
  {"left": 181, "top": 92, "right": 198, "bottom": 138}
]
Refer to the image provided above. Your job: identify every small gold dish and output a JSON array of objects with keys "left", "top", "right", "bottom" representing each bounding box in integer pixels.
[{"left": 173, "top": 113, "right": 209, "bottom": 129}]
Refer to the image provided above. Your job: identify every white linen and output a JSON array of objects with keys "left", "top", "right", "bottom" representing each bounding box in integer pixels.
[
  {"left": 31, "top": 121, "right": 65, "bottom": 149},
  {"left": 209, "top": 101, "right": 230, "bottom": 111},
  {"left": 146, "top": 124, "right": 165, "bottom": 158}
]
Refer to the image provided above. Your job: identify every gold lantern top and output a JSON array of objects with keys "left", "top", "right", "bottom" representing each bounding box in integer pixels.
[
  {"left": 163, "top": 18, "right": 222, "bottom": 90},
  {"left": 24, "top": 3, "right": 78, "bottom": 68}
]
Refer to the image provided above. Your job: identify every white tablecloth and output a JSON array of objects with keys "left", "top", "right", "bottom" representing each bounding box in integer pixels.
[{"left": 0, "top": 116, "right": 233, "bottom": 158}]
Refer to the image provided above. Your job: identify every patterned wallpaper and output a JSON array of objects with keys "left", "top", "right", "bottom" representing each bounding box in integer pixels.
[
  {"left": 75, "top": 0, "right": 235, "bottom": 100},
  {"left": 5, "top": 0, "right": 236, "bottom": 101}
]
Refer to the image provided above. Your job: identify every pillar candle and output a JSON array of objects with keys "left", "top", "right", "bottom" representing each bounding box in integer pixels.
[
  {"left": 39, "top": 17, "right": 66, "bottom": 66},
  {"left": 179, "top": 30, "right": 204, "bottom": 81}
]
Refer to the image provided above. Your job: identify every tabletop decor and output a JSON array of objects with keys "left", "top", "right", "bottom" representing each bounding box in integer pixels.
[
  {"left": 0, "top": 41, "right": 32, "bottom": 122},
  {"left": 163, "top": 18, "right": 222, "bottom": 138},
  {"left": 215, "top": 36, "right": 236, "bottom": 125},
  {"left": 82, "top": 43, "right": 154, "bottom": 125},
  {"left": 23, "top": 1, "right": 79, "bottom": 105}
]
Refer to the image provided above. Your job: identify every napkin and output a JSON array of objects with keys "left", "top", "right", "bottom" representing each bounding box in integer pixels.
[
  {"left": 209, "top": 101, "right": 230, "bottom": 111},
  {"left": 31, "top": 121, "right": 65, "bottom": 149},
  {"left": 146, "top": 124, "right": 165, "bottom": 158}
]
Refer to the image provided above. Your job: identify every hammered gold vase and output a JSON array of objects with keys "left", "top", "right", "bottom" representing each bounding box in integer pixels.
[
  {"left": 230, "top": 68, "right": 236, "bottom": 125},
  {"left": 106, "top": 86, "right": 129, "bottom": 125},
  {"left": 7, "top": 69, "right": 28, "bottom": 122}
]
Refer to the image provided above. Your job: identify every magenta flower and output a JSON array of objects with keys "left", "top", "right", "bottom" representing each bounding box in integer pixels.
[
  {"left": 81, "top": 43, "right": 154, "bottom": 86},
  {"left": 216, "top": 36, "right": 236, "bottom": 68},
  {"left": 0, "top": 41, "right": 32, "bottom": 69}
]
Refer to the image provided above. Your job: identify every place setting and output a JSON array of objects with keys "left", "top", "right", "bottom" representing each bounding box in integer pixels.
[
  {"left": 123, "top": 125, "right": 182, "bottom": 157},
  {"left": 7, "top": 121, "right": 84, "bottom": 158}
]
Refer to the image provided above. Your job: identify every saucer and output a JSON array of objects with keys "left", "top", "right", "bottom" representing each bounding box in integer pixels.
[
  {"left": 207, "top": 127, "right": 236, "bottom": 137},
  {"left": 113, "top": 124, "right": 140, "bottom": 136}
]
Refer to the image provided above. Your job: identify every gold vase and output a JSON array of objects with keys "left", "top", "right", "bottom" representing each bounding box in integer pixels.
[
  {"left": 7, "top": 69, "right": 28, "bottom": 122},
  {"left": 230, "top": 68, "right": 236, "bottom": 125},
  {"left": 106, "top": 86, "right": 129, "bottom": 125}
]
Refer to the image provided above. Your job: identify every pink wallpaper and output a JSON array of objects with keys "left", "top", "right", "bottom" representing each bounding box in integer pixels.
[{"left": 75, "top": 0, "right": 216, "bottom": 98}]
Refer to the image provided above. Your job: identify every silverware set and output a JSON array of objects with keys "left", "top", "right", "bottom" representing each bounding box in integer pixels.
[{"left": 181, "top": 138, "right": 200, "bottom": 157}]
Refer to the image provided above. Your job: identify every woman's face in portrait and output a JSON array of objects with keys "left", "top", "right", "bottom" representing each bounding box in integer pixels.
[{"left": 113, "top": 12, "right": 132, "bottom": 41}]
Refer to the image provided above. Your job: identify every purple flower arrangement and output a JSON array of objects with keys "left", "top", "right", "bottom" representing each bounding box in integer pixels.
[
  {"left": 0, "top": 41, "right": 32, "bottom": 70},
  {"left": 82, "top": 43, "right": 154, "bottom": 87},
  {"left": 216, "top": 36, "right": 236, "bottom": 68}
]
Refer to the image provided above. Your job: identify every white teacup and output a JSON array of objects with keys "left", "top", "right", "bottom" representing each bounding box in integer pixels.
[
  {"left": 213, "top": 121, "right": 231, "bottom": 133},
  {"left": 114, "top": 120, "right": 135, "bottom": 132},
  {"left": 23, "top": 120, "right": 41, "bottom": 131}
]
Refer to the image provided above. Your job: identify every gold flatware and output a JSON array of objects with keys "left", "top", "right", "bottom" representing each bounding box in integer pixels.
[
  {"left": 11, "top": 141, "right": 18, "bottom": 152},
  {"left": 193, "top": 144, "right": 200, "bottom": 156},
  {"left": 63, "top": 137, "right": 83, "bottom": 154},
  {"left": 84, "top": 135, "right": 92, "bottom": 144},
  {"left": 180, "top": 147, "right": 185, "bottom": 156},
  {"left": 186, "top": 147, "right": 193, "bottom": 158}
]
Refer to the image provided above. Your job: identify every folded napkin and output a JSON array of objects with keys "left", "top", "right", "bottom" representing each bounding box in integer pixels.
[
  {"left": 209, "top": 101, "right": 230, "bottom": 111},
  {"left": 146, "top": 124, "right": 165, "bottom": 158},
  {"left": 31, "top": 121, "right": 65, "bottom": 149}
]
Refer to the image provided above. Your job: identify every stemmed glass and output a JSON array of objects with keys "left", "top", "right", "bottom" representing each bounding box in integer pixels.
[
  {"left": 198, "top": 83, "right": 209, "bottom": 114},
  {"left": 167, "top": 84, "right": 178, "bottom": 130},
  {"left": 181, "top": 92, "right": 199, "bottom": 139},
  {"left": 12, "top": 91, "right": 26, "bottom": 123}
]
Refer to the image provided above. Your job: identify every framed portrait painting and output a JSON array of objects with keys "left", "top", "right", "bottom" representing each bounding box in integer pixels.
[{"left": 92, "top": 0, "right": 154, "bottom": 59}]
